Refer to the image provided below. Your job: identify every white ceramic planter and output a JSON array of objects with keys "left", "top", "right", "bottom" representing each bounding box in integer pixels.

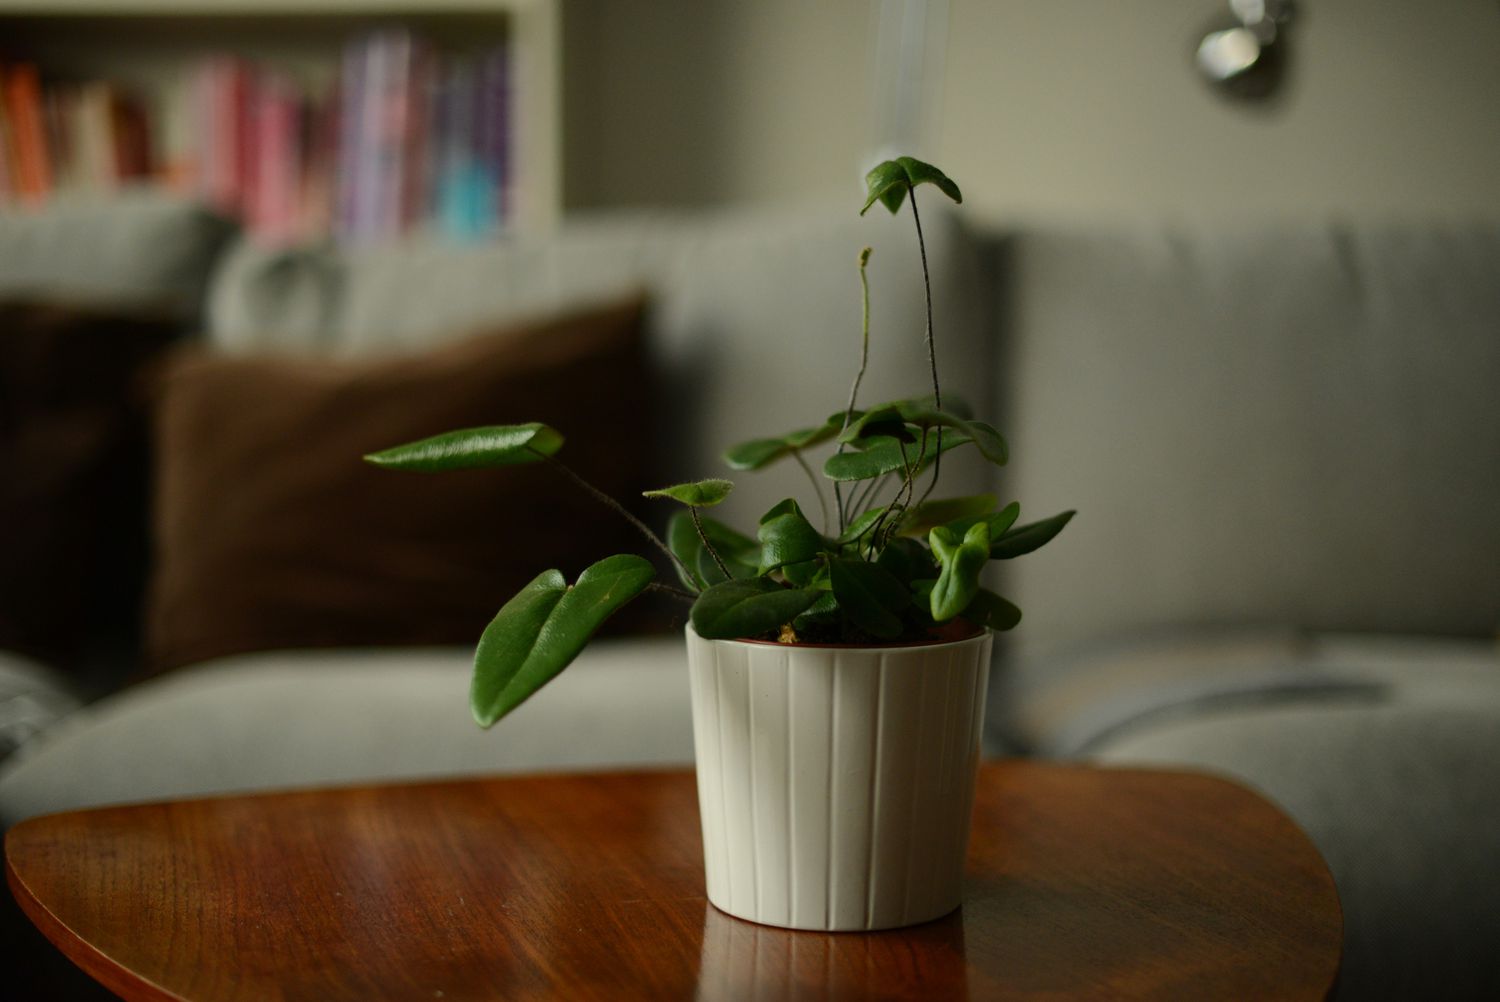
[{"left": 685, "top": 625, "right": 992, "bottom": 931}]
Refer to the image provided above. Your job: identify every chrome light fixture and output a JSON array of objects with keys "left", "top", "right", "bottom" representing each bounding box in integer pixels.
[{"left": 1196, "top": 0, "right": 1296, "bottom": 101}]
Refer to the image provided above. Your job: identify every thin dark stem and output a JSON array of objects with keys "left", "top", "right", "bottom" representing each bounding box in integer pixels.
[
  {"left": 908, "top": 185, "right": 945, "bottom": 494},
  {"left": 647, "top": 581, "right": 698, "bottom": 603},
  {"left": 690, "top": 505, "right": 731, "bottom": 579},
  {"left": 835, "top": 247, "right": 875, "bottom": 532},
  {"left": 868, "top": 439, "right": 919, "bottom": 550},
  {"left": 791, "top": 449, "right": 830, "bottom": 534},
  {"left": 850, "top": 472, "right": 889, "bottom": 520},
  {"left": 533, "top": 450, "right": 693, "bottom": 584}
]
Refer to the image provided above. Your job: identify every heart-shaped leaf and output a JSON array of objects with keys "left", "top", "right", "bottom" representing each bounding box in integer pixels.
[
  {"left": 723, "top": 417, "right": 842, "bottom": 471},
  {"left": 643, "top": 478, "right": 734, "bottom": 508},
  {"left": 365, "top": 423, "right": 563, "bottom": 472},
  {"left": 929, "top": 522, "right": 991, "bottom": 622},
  {"left": 691, "top": 578, "right": 822, "bottom": 639},
  {"left": 991, "top": 510, "right": 1076, "bottom": 559},
  {"left": 668, "top": 512, "right": 758, "bottom": 590},
  {"left": 898, "top": 494, "right": 999, "bottom": 537},
  {"left": 829, "top": 557, "right": 910, "bottom": 639},
  {"left": 823, "top": 433, "right": 971, "bottom": 482},
  {"left": 758, "top": 499, "right": 825, "bottom": 572},
  {"left": 860, "top": 156, "right": 964, "bottom": 216},
  {"left": 963, "top": 589, "right": 1022, "bottom": 631},
  {"left": 696, "top": 542, "right": 759, "bottom": 587},
  {"left": 471, "top": 554, "right": 655, "bottom": 727},
  {"left": 944, "top": 501, "right": 1022, "bottom": 542}
]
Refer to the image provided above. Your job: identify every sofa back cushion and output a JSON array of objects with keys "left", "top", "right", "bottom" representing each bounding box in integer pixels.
[
  {"left": 995, "top": 223, "right": 1500, "bottom": 655},
  {"left": 204, "top": 206, "right": 993, "bottom": 527},
  {"left": 0, "top": 193, "right": 233, "bottom": 317},
  {"left": 144, "top": 296, "right": 657, "bottom": 673}
]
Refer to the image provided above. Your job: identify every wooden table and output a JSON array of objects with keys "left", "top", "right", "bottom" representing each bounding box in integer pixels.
[{"left": 6, "top": 763, "right": 1341, "bottom": 1001}]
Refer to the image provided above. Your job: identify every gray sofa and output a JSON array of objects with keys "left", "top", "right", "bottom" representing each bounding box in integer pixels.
[{"left": 2, "top": 195, "right": 1497, "bottom": 999}]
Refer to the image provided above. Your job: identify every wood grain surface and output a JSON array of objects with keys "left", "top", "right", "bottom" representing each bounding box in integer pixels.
[{"left": 6, "top": 762, "right": 1341, "bottom": 1001}]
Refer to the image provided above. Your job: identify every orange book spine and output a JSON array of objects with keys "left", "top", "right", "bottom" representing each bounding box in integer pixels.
[{"left": 5, "top": 64, "right": 52, "bottom": 202}]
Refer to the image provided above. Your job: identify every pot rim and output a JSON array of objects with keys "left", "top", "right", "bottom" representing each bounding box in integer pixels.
[{"left": 684, "top": 622, "right": 990, "bottom": 654}]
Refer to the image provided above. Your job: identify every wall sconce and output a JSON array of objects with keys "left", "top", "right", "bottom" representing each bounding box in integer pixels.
[{"left": 1196, "top": 0, "right": 1296, "bottom": 101}]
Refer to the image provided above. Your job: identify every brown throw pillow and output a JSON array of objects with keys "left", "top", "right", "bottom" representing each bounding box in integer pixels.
[
  {"left": 0, "top": 300, "right": 181, "bottom": 679},
  {"left": 145, "top": 295, "right": 661, "bottom": 673}
]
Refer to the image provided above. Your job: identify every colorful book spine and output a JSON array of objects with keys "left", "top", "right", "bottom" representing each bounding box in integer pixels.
[
  {"left": 1, "top": 29, "right": 515, "bottom": 242},
  {"left": 5, "top": 64, "right": 52, "bottom": 203}
]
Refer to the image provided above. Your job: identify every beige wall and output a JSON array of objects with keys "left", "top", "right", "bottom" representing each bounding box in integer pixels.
[{"left": 564, "top": 0, "right": 1500, "bottom": 222}]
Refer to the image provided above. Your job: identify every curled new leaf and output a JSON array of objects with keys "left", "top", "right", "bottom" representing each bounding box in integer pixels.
[
  {"left": 691, "top": 578, "right": 821, "bottom": 640},
  {"left": 861, "top": 156, "right": 964, "bottom": 216},
  {"left": 471, "top": 554, "right": 655, "bottom": 727},
  {"left": 929, "top": 522, "right": 991, "bottom": 622},
  {"left": 364, "top": 423, "right": 563, "bottom": 472},
  {"left": 643, "top": 479, "right": 734, "bottom": 507}
]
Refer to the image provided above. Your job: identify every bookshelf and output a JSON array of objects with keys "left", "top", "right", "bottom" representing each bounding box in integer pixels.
[{"left": 0, "top": 0, "right": 561, "bottom": 235}]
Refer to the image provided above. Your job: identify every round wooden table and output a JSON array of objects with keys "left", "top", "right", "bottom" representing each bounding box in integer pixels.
[{"left": 6, "top": 762, "right": 1341, "bottom": 1000}]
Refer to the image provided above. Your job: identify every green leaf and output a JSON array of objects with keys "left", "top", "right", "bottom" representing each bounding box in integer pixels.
[
  {"left": 793, "top": 591, "right": 841, "bottom": 633},
  {"left": 666, "top": 513, "right": 707, "bottom": 589},
  {"left": 723, "top": 417, "right": 842, "bottom": 471},
  {"left": 929, "top": 522, "right": 991, "bottom": 622},
  {"left": 898, "top": 494, "right": 998, "bottom": 537},
  {"left": 837, "top": 404, "right": 1007, "bottom": 467},
  {"left": 877, "top": 537, "right": 938, "bottom": 584},
  {"left": 365, "top": 423, "right": 563, "bottom": 472},
  {"left": 757, "top": 499, "right": 825, "bottom": 572},
  {"left": 642, "top": 478, "right": 734, "bottom": 508},
  {"left": 836, "top": 506, "right": 888, "bottom": 545},
  {"left": 860, "top": 156, "right": 964, "bottom": 216},
  {"left": 470, "top": 555, "right": 655, "bottom": 727},
  {"left": 945, "top": 501, "right": 1022, "bottom": 541},
  {"left": 837, "top": 404, "right": 917, "bottom": 444},
  {"left": 668, "top": 511, "right": 758, "bottom": 590},
  {"left": 696, "top": 542, "right": 759, "bottom": 587},
  {"left": 823, "top": 433, "right": 971, "bottom": 482},
  {"left": 829, "top": 558, "right": 910, "bottom": 639},
  {"left": 691, "top": 578, "right": 821, "bottom": 639},
  {"left": 991, "top": 510, "right": 1076, "bottom": 559},
  {"left": 963, "top": 589, "right": 1022, "bottom": 631}
]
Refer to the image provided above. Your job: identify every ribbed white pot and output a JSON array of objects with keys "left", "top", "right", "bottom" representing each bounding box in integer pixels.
[{"left": 685, "top": 625, "right": 992, "bottom": 931}]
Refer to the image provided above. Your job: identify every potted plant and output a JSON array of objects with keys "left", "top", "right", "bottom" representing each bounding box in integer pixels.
[{"left": 366, "top": 157, "right": 1073, "bottom": 931}]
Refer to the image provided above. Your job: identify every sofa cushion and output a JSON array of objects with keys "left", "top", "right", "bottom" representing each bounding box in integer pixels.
[
  {"left": 0, "top": 300, "right": 181, "bottom": 678},
  {"left": 0, "top": 636, "right": 693, "bottom": 827},
  {"left": 0, "top": 193, "right": 233, "bottom": 315},
  {"left": 994, "top": 223, "right": 1500, "bottom": 655},
  {"left": 144, "top": 295, "right": 660, "bottom": 673},
  {"left": 204, "top": 206, "right": 993, "bottom": 528}
]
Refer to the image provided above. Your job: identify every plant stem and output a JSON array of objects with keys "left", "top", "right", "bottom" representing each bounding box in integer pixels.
[
  {"left": 792, "top": 449, "right": 830, "bottom": 534},
  {"left": 690, "top": 505, "right": 732, "bottom": 579},
  {"left": 532, "top": 450, "right": 694, "bottom": 584},
  {"left": 834, "top": 247, "right": 875, "bottom": 532},
  {"left": 908, "top": 184, "right": 945, "bottom": 495},
  {"left": 647, "top": 581, "right": 698, "bottom": 603}
]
